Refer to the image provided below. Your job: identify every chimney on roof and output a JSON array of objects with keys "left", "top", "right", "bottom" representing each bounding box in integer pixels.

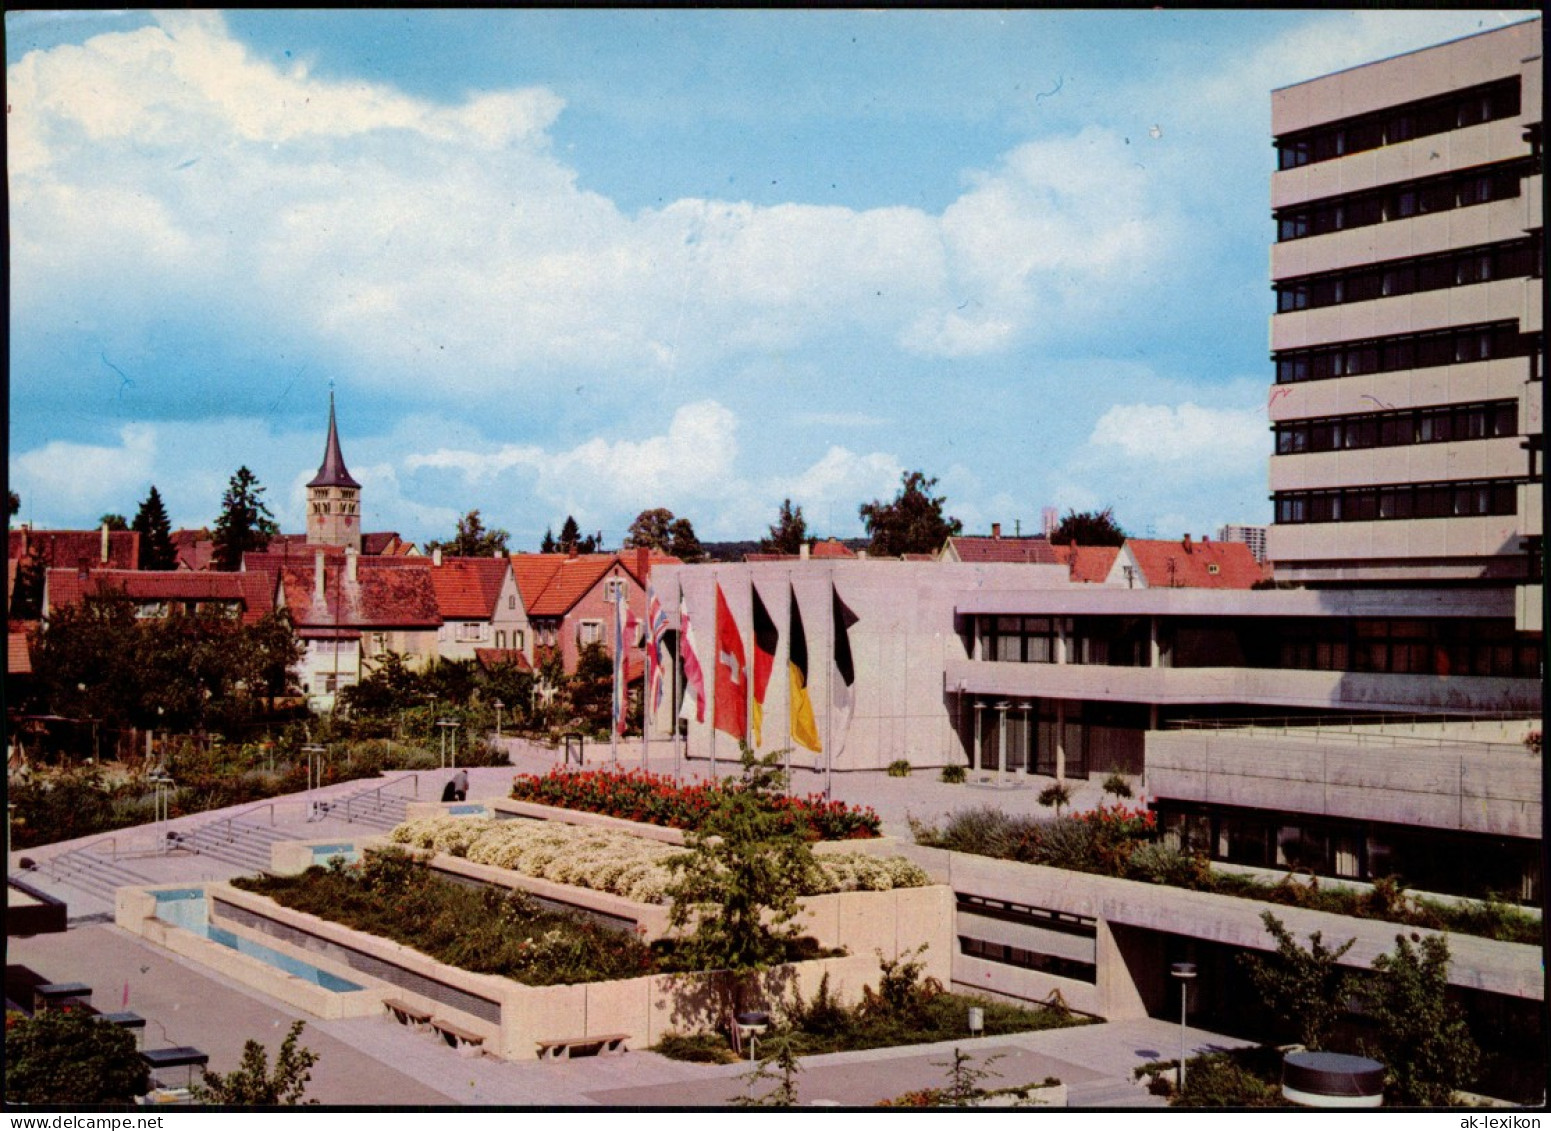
[
  {"left": 314, "top": 550, "right": 326, "bottom": 602},
  {"left": 433, "top": 547, "right": 442, "bottom": 567},
  {"left": 991, "top": 522, "right": 1001, "bottom": 540},
  {"left": 1202, "top": 533, "right": 1210, "bottom": 543},
  {"left": 1182, "top": 533, "right": 1193, "bottom": 553},
  {"left": 345, "top": 545, "right": 358, "bottom": 584},
  {"left": 636, "top": 545, "right": 649, "bottom": 582},
  {"left": 100, "top": 522, "right": 110, "bottom": 564}
]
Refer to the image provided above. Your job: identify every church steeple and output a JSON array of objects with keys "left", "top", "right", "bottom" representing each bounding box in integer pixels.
[
  {"left": 306, "top": 391, "right": 362, "bottom": 551},
  {"left": 308, "top": 391, "right": 360, "bottom": 489}
]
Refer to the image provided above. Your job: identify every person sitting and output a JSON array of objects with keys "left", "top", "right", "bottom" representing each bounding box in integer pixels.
[{"left": 440, "top": 779, "right": 457, "bottom": 803}]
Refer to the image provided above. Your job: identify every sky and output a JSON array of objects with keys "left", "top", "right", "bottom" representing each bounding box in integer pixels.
[{"left": 7, "top": 9, "right": 1538, "bottom": 549}]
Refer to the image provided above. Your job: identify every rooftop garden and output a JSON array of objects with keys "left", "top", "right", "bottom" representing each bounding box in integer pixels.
[
  {"left": 387, "top": 815, "right": 928, "bottom": 905},
  {"left": 509, "top": 765, "right": 883, "bottom": 840},
  {"left": 910, "top": 805, "right": 1538, "bottom": 945}
]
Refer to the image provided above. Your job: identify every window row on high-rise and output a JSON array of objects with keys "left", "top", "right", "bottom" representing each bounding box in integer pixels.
[
  {"left": 1273, "top": 320, "right": 1528, "bottom": 384},
  {"left": 1276, "top": 77, "right": 1520, "bottom": 169},
  {"left": 1272, "top": 477, "right": 1525, "bottom": 525},
  {"left": 1274, "top": 236, "right": 1540, "bottom": 312},
  {"left": 1274, "top": 158, "right": 1530, "bottom": 242},
  {"left": 1274, "top": 400, "right": 1517, "bottom": 454}
]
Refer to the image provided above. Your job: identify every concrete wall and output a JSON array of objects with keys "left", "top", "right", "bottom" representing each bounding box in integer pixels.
[{"left": 1146, "top": 727, "right": 1542, "bottom": 838}]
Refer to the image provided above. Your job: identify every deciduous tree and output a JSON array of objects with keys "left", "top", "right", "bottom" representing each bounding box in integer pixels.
[
  {"left": 98, "top": 513, "right": 129, "bottom": 531},
  {"left": 5, "top": 1007, "right": 150, "bottom": 1105},
  {"left": 212, "top": 466, "right": 279, "bottom": 571},
  {"left": 426, "top": 509, "right": 509, "bottom": 557},
  {"left": 1239, "top": 911, "right": 1355, "bottom": 1050},
  {"left": 1049, "top": 507, "right": 1127, "bottom": 547},
  {"left": 1360, "top": 932, "right": 1480, "bottom": 1105},
  {"left": 859, "top": 471, "right": 962, "bottom": 557},
  {"left": 195, "top": 1020, "right": 318, "bottom": 1105}
]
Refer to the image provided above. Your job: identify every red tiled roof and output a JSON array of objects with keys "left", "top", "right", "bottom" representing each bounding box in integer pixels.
[
  {"left": 430, "top": 557, "right": 509, "bottom": 620},
  {"left": 9, "top": 528, "right": 141, "bottom": 570},
  {"left": 363, "top": 532, "right": 418, "bottom": 556},
  {"left": 45, "top": 568, "right": 278, "bottom": 626},
  {"left": 943, "top": 536, "right": 1060, "bottom": 564},
  {"left": 274, "top": 557, "right": 440, "bottom": 629},
  {"left": 743, "top": 552, "right": 796, "bottom": 562},
  {"left": 474, "top": 648, "right": 532, "bottom": 672},
  {"left": 9, "top": 631, "right": 32, "bottom": 675},
  {"left": 810, "top": 539, "right": 857, "bottom": 559},
  {"left": 1123, "top": 538, "right": 1268, "bottom": 590},
  {"left": 171, "top": 530, "right": 214, "bottom": 571},
  {"left": 1051, "top": 543, "right": 1121, "bottom": 584}
]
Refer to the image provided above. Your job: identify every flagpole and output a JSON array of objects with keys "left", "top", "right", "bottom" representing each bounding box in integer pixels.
[
  {"left": 642, "top": 584, "right": 650, "bottom": 773},
  {"left": 784, "top": 572, "right": 792, "bottom": 790},
  {"left": 610, "top": 577, "right": 619, "bottom": 765},
  {"left": 748, "top": 580, "right": 756, "bottom": 759},
  {"left": 709, "top": 573, "right": 717, "bottom": 782},
  {"left": 825, "top": 568, "right": 834, "bottom": 801}
]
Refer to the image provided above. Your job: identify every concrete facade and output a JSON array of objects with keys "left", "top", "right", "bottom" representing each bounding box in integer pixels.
[{"left": 1266, "top": 19, "right": 1543, "bottom": 590}]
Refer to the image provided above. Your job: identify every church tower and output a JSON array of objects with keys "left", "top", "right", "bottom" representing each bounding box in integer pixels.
[{"left": 306, "top": 392, "right": 362, "bottom": 552}]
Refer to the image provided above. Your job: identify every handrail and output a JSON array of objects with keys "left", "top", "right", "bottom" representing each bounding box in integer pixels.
[
  {"left": 1165, "top": 710, "right": 1537, "bottom": 731},
  {"left": 1180, "top": 726, "right": 1532, "bottom": 755}
]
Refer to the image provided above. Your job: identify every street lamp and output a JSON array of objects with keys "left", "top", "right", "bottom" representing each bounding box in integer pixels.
[
  {"left": 1171, "top": 961, "right": 1197, "bottom": 1096},
  {"left": 435, "top": 719, "right": 460, "bottom": 768},
  {"left": 301, "top": 744, "right": 325, "bottom": 818},
  {"left": 493, "top": 700, "right": 504, "bottom": 739}
]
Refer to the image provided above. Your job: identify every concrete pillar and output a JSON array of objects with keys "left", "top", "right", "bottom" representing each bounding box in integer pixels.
[
  {"left": 1055, "top": 619, "right": 1068, "bottom": 665},
  {"left": 1055, "top": 700, "right": 1067, "bottom": 781},
  {"left": 1149, "top": 616, "right": 1160, "bottom": 668},
  {"left": 995, "top": 701, "right": 1009, "bottom": 786},
  {"left": 973, "top": 701, "right": 983, "bottom": 771}
]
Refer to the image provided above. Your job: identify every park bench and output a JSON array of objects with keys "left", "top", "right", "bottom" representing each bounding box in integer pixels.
[
  {"left": 430, "top": 1017, "right": 486, "bottom": 1055},
  {"left": 33, "top": 982, "right": 91, "bottom": 1011},
  {"left": 383, "top": 997, "right": 433, "bottom": 1030},
  {"left": 535, "top": 1032, "right": 630, "bottom": 1060}
]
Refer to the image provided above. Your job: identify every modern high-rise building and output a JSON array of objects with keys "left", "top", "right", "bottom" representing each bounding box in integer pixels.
[
  {"left": 1265, "top": 19, "right": 1542, "bottom": 624},
  {"left": 1216, "top": 523, "right": 1268, "bottom": 563}
]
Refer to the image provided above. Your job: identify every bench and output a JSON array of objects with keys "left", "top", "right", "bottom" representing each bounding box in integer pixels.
[
  {"left": 34, "top": 982, "right": 92, "bottom": 1011},
  {"left": 535, "top": 1032, "right": 630, "bottom": 1060},
  {"left": 383, "top": 998, "right": 433, "bottom": 1029},
  {"left": 430, "top": 1017, "right": 486, "bottom": 1055}
]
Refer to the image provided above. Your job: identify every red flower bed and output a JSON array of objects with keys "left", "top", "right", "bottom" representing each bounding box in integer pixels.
[{"left": 509, "top": 766, "right": 881, "bottom": 840}]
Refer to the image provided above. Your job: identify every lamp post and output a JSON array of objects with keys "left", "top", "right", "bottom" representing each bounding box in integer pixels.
[
  {"left": 493, "top": 699, "right": 504, "bottom": 739},
  {"left": 436, "top": 719, "right": 459, "bottom": 769},
  {"left": 1171, "top": 961, "right": 1197, "bottom": 1096},
  {"left": 301, "top": 744, "right": 325, "bottom": 818}
]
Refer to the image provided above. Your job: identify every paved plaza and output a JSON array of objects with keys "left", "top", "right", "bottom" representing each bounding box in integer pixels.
[{"left": 7, "top": 742, "right": 1235, "bottom": 1107}]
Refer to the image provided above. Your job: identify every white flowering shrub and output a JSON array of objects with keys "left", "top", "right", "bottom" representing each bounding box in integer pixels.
[{"left": 386, "top": 816, "right": 928, "bottom": 905}]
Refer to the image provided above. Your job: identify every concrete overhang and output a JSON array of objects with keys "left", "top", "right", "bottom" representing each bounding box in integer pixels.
[{"left": 953, "top": 587, "right": 1519, "bottom": 619}]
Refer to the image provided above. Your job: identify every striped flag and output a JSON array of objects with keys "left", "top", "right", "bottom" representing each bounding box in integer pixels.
[
  {"left": 788, "top": 584, "right": 820, "bottom": 753},
  {"left": 751, "top": 585, "right": 777, "bottom": 747},
  {"left": 646, "top": 589, "right": 671, "bottom": 712},
  {"left": 679, "top": 594, "right": 707, "bottom": 724}
]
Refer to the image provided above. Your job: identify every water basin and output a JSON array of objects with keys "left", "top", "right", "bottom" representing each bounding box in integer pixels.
[{"left": 152, "top": 890, "right": 364, "bottom": 992}]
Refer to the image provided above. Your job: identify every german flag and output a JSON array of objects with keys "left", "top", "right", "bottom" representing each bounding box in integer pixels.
[
  {"left": 751, "top": 585, "right": 777, "bottom": 746},
  {"left": 787, "top": 583, "right": 821, "bottom": 752}
]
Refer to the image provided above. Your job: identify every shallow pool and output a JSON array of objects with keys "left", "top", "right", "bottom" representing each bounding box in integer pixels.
[{"left": 152, "top": 890, "right": 364, "bottom": 993}]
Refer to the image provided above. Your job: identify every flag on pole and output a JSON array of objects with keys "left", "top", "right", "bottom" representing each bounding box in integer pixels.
[
  {"left": 831, "top": 584, "right": 859, "bottom": 758},
  {"left": 788, "top": 584, "right": 821, "bottom": 753},
  {"left": 679, "top": 595, "right": 706, "bottom": 724},
  {"left": 612, "top": 584, "right": 629, "bottom": 737},
  {"left": 646, "top": 589, "right": 671, "bottom": 712},
  {"left": 751, "top": 585, "right": 777, "bottom": 746},
  {"left": 713, "top": 584, "right": 748, "bottom": 742}
]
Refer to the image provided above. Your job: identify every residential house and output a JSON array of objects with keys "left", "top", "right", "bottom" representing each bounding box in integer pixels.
[
  {"left": 510, "top": 548, "right": 673, "bottom": 674},
  {"left": 43, "top": 567, "right": 277, "bottom": 627},
  {"left": 428, "top": 551, "right": 529, "bottom": 662},
  {"left": 248, "top": 548, "right": 440, "bottom": 708},
  {"left": 940, "top": 525, "right": 1061, "bottom": 564},
  {"left": 9, "top": 525, "right": 140, "bottom": 573},
  {"left": 1104, "top": 535, "right": 1268, "bottom": 589}
]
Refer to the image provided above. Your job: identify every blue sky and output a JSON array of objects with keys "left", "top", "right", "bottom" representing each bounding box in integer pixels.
[{"left": 7, "top": 9, "right": 1536, "bottom": 548}]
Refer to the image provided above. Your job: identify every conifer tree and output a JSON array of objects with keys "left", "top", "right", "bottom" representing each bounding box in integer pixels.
[
  {"left": 132, "top": 485, "right": 177, "bottom": 570},
  {"left": 211, "top": 467, "right": 278, "bottom": 571}
]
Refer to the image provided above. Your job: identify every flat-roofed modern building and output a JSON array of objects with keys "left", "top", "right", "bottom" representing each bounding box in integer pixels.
[{"left": 1266, "top": 19, "right": 1542, "bottom": 613}]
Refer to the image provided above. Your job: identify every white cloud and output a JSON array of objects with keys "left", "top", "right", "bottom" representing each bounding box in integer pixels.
[
  {"left": 12, "top": 425, "right": 158, "bottom": 520},
  {"left": 1089, "top": 402, "right": 1266, "bottom": 470},
  {"left": 8, "top": 11, "right": 1190, "bottom": 399}
]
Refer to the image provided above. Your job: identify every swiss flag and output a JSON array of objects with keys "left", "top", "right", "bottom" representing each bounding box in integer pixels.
[{"left": 713, "top": 583, "right": 748, "bottom": 742}]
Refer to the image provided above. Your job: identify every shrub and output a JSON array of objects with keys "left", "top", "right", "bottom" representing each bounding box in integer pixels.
[
  {"left": 5, "top": 1008, "right": 150, "bottom": 1105},
  {"left": 939, "top": 764, "right": 966, "bottom": 784},
  {"left": 510, "top": 765, "right": 881, "bottom": 840},
  {"left": 887, "top": 759, "right": 912, "bottom": 778},
  {"left": 653, "top": 1031, "right": 738, "bottom": 1064},
  {"left": 194, "top": 1020, "right": 317, "bottom": 1105}
]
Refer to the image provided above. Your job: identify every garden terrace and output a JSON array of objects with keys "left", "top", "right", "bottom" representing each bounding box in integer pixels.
[
  {"left": 910, "top": 805, "right": 1539, "bottom": 945},
  {"left": 508, "top": 766, "right": 882, "bottom": 840}
]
